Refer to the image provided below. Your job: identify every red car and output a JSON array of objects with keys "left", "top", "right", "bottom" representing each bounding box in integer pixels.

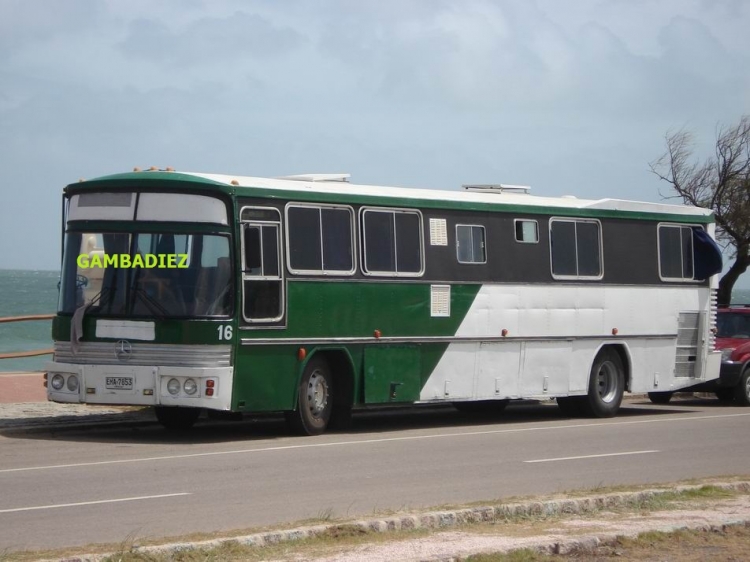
[{"left": 649, "top": 305, "right": 750, "bottom": 405}]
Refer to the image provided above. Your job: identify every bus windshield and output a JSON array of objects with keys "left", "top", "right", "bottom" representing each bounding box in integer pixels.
[{"left": 58, "top": 231, "right": 233, "bottom": 318}]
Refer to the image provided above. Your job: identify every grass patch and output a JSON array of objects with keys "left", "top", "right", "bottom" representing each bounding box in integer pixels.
[
  {"left": 99, "top": 526, "right": 432, "bottom": 562},
  {"left": 463, "top": 522, "right": 750, "bottom": 561}
]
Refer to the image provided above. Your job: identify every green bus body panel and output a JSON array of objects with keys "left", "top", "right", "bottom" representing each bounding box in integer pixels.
[
  {"left": 278, "top": 280, "right": 479, "bottom": 339},
  {"left": 233, "top": 346, "right": 301, "bottom": 412},
  {"left": 231, "top": 281, "right": 480, "bottom": 411},
  {"left": 364, "top": 345, "right": 421, "bottom": 403}
]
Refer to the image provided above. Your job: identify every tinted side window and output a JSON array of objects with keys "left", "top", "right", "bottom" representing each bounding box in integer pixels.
[
  {"left": 550, "top": 219, "right": 601, "bottom": 278},
  {"left": 288, "top": 206, "right": 322, "bottom": 271},
  {"left": 550, "top": 221, "right": 577, "bottom": 276},
  {"left": 363, "top": 209, "right": 423, "bottom": 275},
  {"left": 364, "top": 211, "right": 395, "bottom": 272},
  {"left": 396, "top": 212, "right": 422, "bottom": 272},
  {"left": 577, "top": 221, "right": 601, "bottom": 277},
  {"left": 659, "top": 225, "right": 694, "bottom": 280},
  {"left": 287, "top": 205, "right": 354, "bottom": 274},
  {"left": 322, "top": 208, "right": 354, "bottom": 271}
]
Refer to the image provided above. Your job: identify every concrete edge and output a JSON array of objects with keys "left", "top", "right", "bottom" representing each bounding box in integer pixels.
[{"left": 56, "top": 480, "right": 750, "bottom": 562}]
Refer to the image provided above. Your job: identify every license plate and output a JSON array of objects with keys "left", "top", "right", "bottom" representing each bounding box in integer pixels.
[{"left": 106, "top": 376, "right": 134, "bottom": 390}]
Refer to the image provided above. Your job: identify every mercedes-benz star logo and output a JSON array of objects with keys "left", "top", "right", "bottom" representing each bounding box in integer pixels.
[{"left": 115, "top": 340, "right": 133, "bottom": 361}]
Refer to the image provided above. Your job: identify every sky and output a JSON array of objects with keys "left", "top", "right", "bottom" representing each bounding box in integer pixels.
[{"left": 0, "top": 0, "right": 748, "bottom": 287}]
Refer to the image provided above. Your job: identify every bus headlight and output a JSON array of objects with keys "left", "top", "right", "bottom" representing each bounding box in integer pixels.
[
  {"left": 50, "top": 374, "right": 65, "bottom": 391},
  {"left": 66, "top": 375, "right": 79, "bottom": 392},
  {"left": 167, "top": 378, "right": 181, "bottom": 395},
  {"left": 183, "top": 378, "right": 198, "bottom": 396}
]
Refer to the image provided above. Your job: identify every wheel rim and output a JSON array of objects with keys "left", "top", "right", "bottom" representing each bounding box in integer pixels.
[
  {"left": 745, "top": 376, "right": 750, "bottom": 400},
  {"left": 596, "top": 361, "right": 619, "bottom": 403},
  {"left": 307, "top": 370, "right": 329, "bottom": 418}
]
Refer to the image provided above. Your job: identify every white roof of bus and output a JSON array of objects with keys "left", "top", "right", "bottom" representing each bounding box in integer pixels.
[{"left": 185, "top": 171, "right": 713, "bottom": 217}]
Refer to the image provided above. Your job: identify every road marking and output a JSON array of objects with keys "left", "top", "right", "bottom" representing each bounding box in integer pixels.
[
  {"left": 0, "top": 492, "right": 190, "bottom": 514},
  {"left": 524, "top": 450, "right": 659, "bottom": 463},
  {"left": 1, "top": 412, "right": 749, "bottom": 475}
]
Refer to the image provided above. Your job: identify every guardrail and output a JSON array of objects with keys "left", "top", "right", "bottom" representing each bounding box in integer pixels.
[{"left": 0, "top": 314, "right": 54, "bottom": 360}]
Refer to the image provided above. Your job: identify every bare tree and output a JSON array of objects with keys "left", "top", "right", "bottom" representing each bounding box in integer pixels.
[{"left": 650, "top": 116, "right": 750, "bottom": 306}]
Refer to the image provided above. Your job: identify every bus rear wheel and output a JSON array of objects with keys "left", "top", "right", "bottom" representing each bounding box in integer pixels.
[
  {"left": 286, "top": 356, "right": 333, "bottom": 436},
  {"left": 581, "top": 349, "right": 625, "bottom": 418},
  {"left": 155, "top": 406, "right": 201, "bottom": 430}
]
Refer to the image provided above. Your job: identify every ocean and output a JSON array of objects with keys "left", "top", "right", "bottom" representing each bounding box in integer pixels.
[
  {"left": 0, "top": 270, "right": 60, "bottom": 372},
  {"left": 0, "top": 269, "right": 749, "bottom": 372}
]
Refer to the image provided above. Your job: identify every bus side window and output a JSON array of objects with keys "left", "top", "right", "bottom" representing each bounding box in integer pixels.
[
  {"left": 244, "top": 226, "right": 262, "bottom": 274},
  {"left": 242, "top": 220, "right": 283, "bottom": 322}
]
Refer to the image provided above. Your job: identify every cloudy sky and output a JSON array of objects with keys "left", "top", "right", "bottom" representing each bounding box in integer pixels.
[{"left": 1, "top": 0, "right": 748, "bottom": 286}]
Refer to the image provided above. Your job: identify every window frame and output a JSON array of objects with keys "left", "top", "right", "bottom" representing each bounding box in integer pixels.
[
  {"left": 239, "top": 205, "right": 285, "bottom": 324},
  {"left": 657, "top": 222, "right": 700, "bottom": 283},
  {"left": 514, "top": 218, "right": 539, "bottom": 244},
  {"left": 455, "top": 223, "right": 487, "bottom": 265},
  {"left": 548, "top": 217, "right": 604, "bottom": 281},
  {"left": 284, "top": 203, "right": 357, "bottom": 276},
  {"left": 360, "top": 206, "right": 425, "bottom": 277}
]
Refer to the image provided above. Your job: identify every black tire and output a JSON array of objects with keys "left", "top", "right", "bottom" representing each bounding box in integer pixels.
[
  {"left": 557, "top": 396, "right": 584, "bottom": 416},
  {"left": 155, "top": 406, "right": 201, "bottom": 430},
  {"left": 453, "top": 400, "right": 509, "bottom": 414},
  {"left": 286, "top": 356, "right": 333, "bottom": 435},
  {"left": 715, "top": 388, "right": 735, "bottom": 403},
  {"left": 648, "top": 392, "right": 673, "bottom": 405},
  {"left": 734, "top": 368, "right": 750, "bottom": 407},
  {"left": 580, "top": 349, "right": 625, "bottom": 418}
]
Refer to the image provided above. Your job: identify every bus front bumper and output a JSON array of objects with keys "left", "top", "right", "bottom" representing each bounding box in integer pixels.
[{"left": 44, "top": 362, "right": 233, "bottom": 411}]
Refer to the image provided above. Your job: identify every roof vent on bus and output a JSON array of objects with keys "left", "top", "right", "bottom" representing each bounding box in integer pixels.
[
  {"left": 277, "top": 173, "right": 351, "bottom": 183},
  {"left": 462, "top": 184, "right": 531, "bottom": 194}
]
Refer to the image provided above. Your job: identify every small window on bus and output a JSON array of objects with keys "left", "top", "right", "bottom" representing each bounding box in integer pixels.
[
  {"left": 243, "top": 225, "right": 280, "bottom": 276},
  {"left": 362, "top": 208, "right": 424, "bottom": 276},
  {"left": 286, "top": 204, "right": 355, "bottom": 275},
  {"left": 658, "top": 224, "right": 695, "bottom": 281},
  {"left": 240, "top": 206, "right": 284, "bottom": 323},
  {"left": 456, "top": 225, "right": 486, "bottom": 264},
  {"left": 514, "top": 219, "right": 539, "bottom": 243},
  {"left": 550, "top": 219, "right": 602, "bottom": 279}
]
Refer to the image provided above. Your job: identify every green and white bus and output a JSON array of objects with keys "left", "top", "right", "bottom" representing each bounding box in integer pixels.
[{"left": 47, "top": 169, "right": 723, "bottom": 433}]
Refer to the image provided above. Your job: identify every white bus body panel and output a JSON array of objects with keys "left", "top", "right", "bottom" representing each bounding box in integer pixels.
[{"left": 421, "top": 284, "right": 720, "bottom": 402}]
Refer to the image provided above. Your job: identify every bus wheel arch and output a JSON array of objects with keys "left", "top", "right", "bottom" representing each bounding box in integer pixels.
[
  {"left": 287, "top": 349, "right": 355, "bottom": 435},
  {"left": 321, "top": 349, "right": 356, "bottom": 430},
  {"left": 582, "top": 345, "right": 628, "bottom": 418}
]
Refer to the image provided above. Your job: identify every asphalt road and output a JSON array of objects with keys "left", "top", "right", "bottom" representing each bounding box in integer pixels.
[{"left": 1, "top": 398, "right": 750, "bottom": 553}]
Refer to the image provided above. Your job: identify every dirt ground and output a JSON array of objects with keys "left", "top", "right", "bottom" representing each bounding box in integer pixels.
[{"left": 294, "top": 494, "right": 750, "bottom": 562}]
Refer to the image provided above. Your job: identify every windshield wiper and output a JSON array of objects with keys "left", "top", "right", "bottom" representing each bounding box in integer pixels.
[
  {"left": 130, "top": 286, "right": 170, "bottom": 318},
  {"left": 71, "top": 286, "right": 113, "bottom": 353}
]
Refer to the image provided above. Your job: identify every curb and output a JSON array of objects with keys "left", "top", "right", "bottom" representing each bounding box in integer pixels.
[{"left": 60, "top": 481, "right": 750, "bottom": 562}]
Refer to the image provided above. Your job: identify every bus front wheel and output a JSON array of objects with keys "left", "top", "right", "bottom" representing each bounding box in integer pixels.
[
  {"left": 155, "top": 406, "right": 201, "bottom": 430},
  {"left": 286, "top": 356, "right": 333, "bottom": 436},
  {"left": 581, "top": 349, "right": 625, "bottom": 418}
]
